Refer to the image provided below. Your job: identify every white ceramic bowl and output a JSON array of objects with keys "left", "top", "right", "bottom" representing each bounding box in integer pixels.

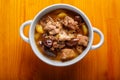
[{"left": 20, "top": 4, "right": 104, "bottom": 66}]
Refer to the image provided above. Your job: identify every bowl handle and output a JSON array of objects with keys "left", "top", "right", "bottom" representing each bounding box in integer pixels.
[
  {"left": 91, "top": 27, "right": 104, "bottom": 50},
  {"left": 20, "top": 20, "right": 32, "bottom": 43}
]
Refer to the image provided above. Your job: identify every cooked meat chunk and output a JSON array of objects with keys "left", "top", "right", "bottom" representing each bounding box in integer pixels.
[
  {"left": 77, "top": 34, "right": 88, "bottom": 47},
  {"left": 52, "top": 41, "right": 65, "bottom": 49},
  {"left": 42, "top": 39, "right": 53, "bottom": 48},
  {"left": 76, "top": 45, "right": 83, "bottom": 53},
  {"left": 60, "top": 48, "right": 77, "bottom": 60},
  {"left": 52, "top": 41, "right": 58, "bottom": 49},
  {"left": 58, "top": 30, "right": 75, "bottom": 41},
  {"left": 40, "top": 17, "right": 49, "bottom": 27},
  {"left": 43, "top": 21, "right": 62, "bottom": 35},
  {"left": 44, "top": 35, "right": 58, "bottom": 41},
  {"left": 66, "top": 38, "right": 79, "bottom": 47},
  {"left": 62, "top": 16, "right": 79, "bottom": 30},
  {"left": 44, "top": 21, "right": 56, "bottom": 31},
  {"left": 40, "top": 16, "right": 62, "bottom": 35},
  {"left": 74, "top": 16, "right": 82, "bottom": 23}
]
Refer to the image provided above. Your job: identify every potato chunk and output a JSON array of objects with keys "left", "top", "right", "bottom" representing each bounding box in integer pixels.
[
  {"left": 57, "top": 12, "right": 67, "bottom": 18},
  {"left": 82, "top": 24, "right": 88, "bottom": 35},
  {"left": 36, "top": 24, "right": 44, "bottom": 33}
]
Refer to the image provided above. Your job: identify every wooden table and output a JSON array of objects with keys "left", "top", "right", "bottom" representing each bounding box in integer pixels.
[{"left": 0, "top": 0, "right": 120, "bottom": 80}]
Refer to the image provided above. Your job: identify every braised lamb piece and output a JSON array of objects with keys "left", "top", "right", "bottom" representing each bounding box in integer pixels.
[
  {"left": 60, "top": 48, "right": 77, "bottom": 61},
  {"left": 61, "top": 16, "right": 79, "bottom": 30},
  {"left": 43, "top": 17, "right": 62, "bottom": 35},
  {"left": 34, "top": 9, "right": 89, "bottom": 61}
]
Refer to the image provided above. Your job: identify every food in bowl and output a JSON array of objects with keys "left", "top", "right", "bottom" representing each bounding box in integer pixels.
[{"left": 34, "top": 9, "right": 89, "bottom": 61}]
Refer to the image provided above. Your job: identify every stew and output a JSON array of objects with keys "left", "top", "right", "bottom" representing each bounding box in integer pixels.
[{"left": 34, "top": 9, "right": 89, "bottom": 62}]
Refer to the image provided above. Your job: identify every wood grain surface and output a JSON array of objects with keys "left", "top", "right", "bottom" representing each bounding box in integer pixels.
[{"left": 0, "top": 0, "right": 120, "bottom": 80}]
